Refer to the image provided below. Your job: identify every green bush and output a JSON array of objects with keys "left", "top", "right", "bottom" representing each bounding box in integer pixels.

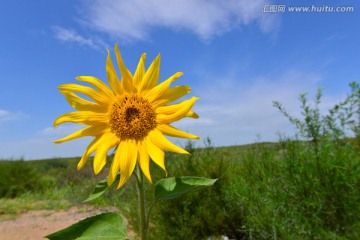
[
  {"left": 0, "top": 160, "right": 42, "bottom": 198},
  {"left": 145, "top": 82, "right": 360, "bottom": 239},
  {"left": 0, "top": 157, "right": 96, "bottom": 202},
  {"left": 148, "top": 139, "right": 245, "bottom": 239},
  {"left": 235, "top": 137, "right": 360, "bottom": 239}
]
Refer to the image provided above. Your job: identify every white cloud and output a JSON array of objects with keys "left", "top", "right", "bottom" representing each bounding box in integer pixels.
[
  {"left": 172, "top": 69, "right": 344, "bottom": 147},
  {"left": 0, "top": 109, "right": 25, "bottom": 123},
  {"left": 0, "top": 109, "right": 9, "bottom": 118},
  {"left": 38, "top": 124, "right": 84, "bottom": 137},
  {"left": 53, "top": 26, "right": 107, "bottom": 50},
  {"left": 81, "top": 0, "right": 279, "bottom": 42}
]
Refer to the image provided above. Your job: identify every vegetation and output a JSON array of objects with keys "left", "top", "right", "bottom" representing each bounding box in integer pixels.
[
  {"left": 1, "top": 82, "right": 359, "bottom": 239},
  {"left": 0, "top": 157, "right": 104, "bottom": 218}
]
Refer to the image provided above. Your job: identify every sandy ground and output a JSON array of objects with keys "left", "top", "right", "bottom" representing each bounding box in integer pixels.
[{"left": 0, "top": 206, "right": 117, "bottom": 240}]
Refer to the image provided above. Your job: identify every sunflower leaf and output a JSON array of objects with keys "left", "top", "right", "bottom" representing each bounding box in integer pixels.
[
  {"left": 154, "top": 176, "right": 217, "bottom": 201},
  {"left": 45, "top": 212, "right": 128, "bottom": 240},
  {"left": 83, "top": 173, "right": 120, "bottom": 202}
]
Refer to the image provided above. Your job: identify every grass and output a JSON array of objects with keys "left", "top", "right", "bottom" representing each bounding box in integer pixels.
[
  {"left": 0, "top": 197, "right": 72, "bottom": 221},
  {"left": 0, "top": 157, "right": 105, "bottom": 217},
  {"left": 0, "top": 138, "right": 359, "bottom": 239}
]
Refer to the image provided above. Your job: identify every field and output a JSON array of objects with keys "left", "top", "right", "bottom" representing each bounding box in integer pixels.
[
  {"left": 1, "top": 136, "right": 359, "bottom": 240},
  {"left": 1, "top": 83, "right": 359, "bottom": 239}
]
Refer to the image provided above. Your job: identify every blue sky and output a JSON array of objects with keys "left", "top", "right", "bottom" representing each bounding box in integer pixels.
[{"left": 0, "top": 0, "right": 359, "bottom": 160}]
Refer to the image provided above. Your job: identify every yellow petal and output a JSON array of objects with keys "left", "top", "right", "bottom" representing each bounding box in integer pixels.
[
  {"left": 59, "top": 90, "right": 105, "bottom": 112},
  {"left": 145, "top": 72, "right": 183, "bottom": 103},
  {"left": 156, "top": 97, "right": 199, "bottom": 124},
  {"left": 139, "top": 54, "right": 160, "bottom": 93},
  {"left": 108, "top": 150, "right": 121, "bottom": 186},
  {"left": 186, "top": 110, "right": 199, "bottom": 119},
  {"left": 106, "top": 49, "right": 122, "bottom": 95},
  {"left": 152, "top": 85, "right": 191, "bottom": 107},
  {"left": 75, "top": 76, "right": 114, "bottom": 98},
  {"left": 77, "top": 137, "right": 98, "bottom": 170},
  {"left": 54, "top": 125, "right": 107, "bottom": 143},
  {"left": 58, "top": 84, "right": 111, "bottom": 106},
  {"left": 134, "top": 53, "right": 146, "bottom": 91},
  {"left": 145, "top": 137, "right": 166, "bottom": 175},
  {"left": 93, "top": 135, "right": 118, "bottom": 174},
  {"left": 149, "top": 129, "right": 189, "bottom": 154},
  {"left": 157, "top": 124, "right": 200, "bottom": 140},
  {"left": 77, "top": 132, "right": 113, "bottom": 170},
  {"left": 137, "top": 140, "right": 152, "bottom": 183},
  {"left": 117, "top": 140, "right": 137, "bottom": 189},
  {"left": 115, "top": 44, "right": 133, "bottom": 93},
  {"left": 53, "top": 111, "right": 107, "bottom": 127}
]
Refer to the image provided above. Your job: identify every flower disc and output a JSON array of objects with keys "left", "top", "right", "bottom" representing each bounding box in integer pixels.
[{"left": 109, "top": 94, "right": 157, "bottom": 141}]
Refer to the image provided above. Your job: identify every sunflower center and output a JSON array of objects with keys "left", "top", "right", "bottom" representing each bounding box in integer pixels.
[
  {"left": 108, "top": 94, "right": 157, "bottom": 140},
  {"left": 125, "top": 107, "right": 140, "bottom": 122}
]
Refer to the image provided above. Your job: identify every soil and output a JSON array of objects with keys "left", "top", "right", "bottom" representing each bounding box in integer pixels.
[{"left": 0, "top": 205, "right": 117, "bottom": 240}]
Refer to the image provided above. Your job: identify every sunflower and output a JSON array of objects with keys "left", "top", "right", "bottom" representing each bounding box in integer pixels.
[{"left": 54, "top": 45, "right": 200, "bottom": 189}]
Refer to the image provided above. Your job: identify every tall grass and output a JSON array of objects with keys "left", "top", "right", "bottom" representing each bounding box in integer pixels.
[
  {"left": 145, "top": 82, "right": 360, "bottom": 239},
  {"left": 0, "top": 160, "right": 42, "bottom": 198},
  {"left": 0, "top": 157, "right": 104, "bottom": 216}
]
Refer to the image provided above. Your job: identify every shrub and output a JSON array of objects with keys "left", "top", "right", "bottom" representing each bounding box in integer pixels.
[
  {"left": 0, "top": 160, "right": 41, "bottom": 198},
  {"left": 148, "top": 138, "right": 245, "bottom": 239},
  {"left": 147, "top": 82, "right": 360, "bottom": 239}
]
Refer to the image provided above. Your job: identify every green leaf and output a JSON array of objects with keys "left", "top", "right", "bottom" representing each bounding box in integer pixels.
[
  {"left": 155, "top": 176, "right": 217, "bottom": 201},
  {"left": 45, "top": 212, "right": 128, "bottom": 240},
  {"left": 83, "top": 173, "right": 120, "bottom": 202}
]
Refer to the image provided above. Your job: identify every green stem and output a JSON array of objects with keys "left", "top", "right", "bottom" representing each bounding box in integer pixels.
[
  {"left": 146, "top": 201, "right": 156, "bottom": 232},
  {"left": 136, "top": 164, "right": 148, "bottom": 240}
]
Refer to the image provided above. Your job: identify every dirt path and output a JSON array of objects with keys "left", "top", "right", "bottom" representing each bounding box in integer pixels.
[{"left": 0, "top": 205, "right": 115, "bottom": 240}]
